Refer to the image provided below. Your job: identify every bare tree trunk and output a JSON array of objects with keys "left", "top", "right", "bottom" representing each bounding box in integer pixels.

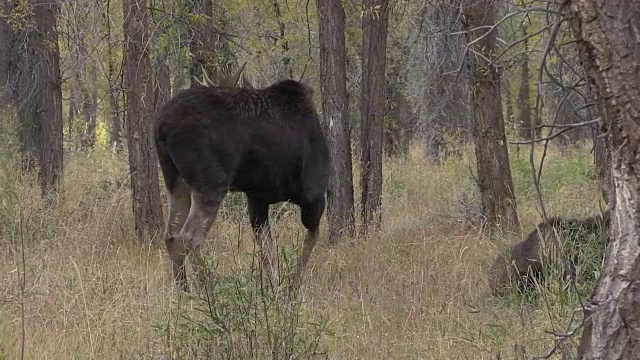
[
  {"left": 317, "top": 0, "right": 356, "bottom": 243},
  {"left": 517, "top": 25, "right": 534, "bottom": 140},
  {"left": 273, "top": 0, "right": 293, "bottom": 78},
  {"left": 80, "top": 65, "right": 98, "bottom": 151},
  {"left": 384, "top": 77, "right": 413, "bottom": 157},
  {"left": 419, "top": 2, "right": 470, "bottom": 161},
  {"left": 155, "top": 53, "right": 171, "bottom": 114},
  {"left": 384, "top": 39, "right": 416, "bottom": 158},
  {"left": 1, "top": 0, "right": 64, "bottom": 194},
  {"left": 188, "top": 0, "right": 233, "bottom": 84},
  {"left": 464, "top": 0, "right": 519, "bottom": 228},
  {"left": 67, "top": 77, "right": 81, "bottom": 147},
  {"left": 360, "top": 0, "right": 389, "bottom": 235},
  {"left": 567, "top": 2, "right": 640, "bottom": 358},
  {"left": 104, "top": 0, "right": 123, "bottom": 153},
  {"left": 504, "top": 77, "right": 515, "bottom": 134},
  {"left": 122, "top": 0, "right": 164, "bottom": 239}
]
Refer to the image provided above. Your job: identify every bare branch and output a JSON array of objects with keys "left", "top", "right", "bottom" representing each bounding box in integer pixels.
[{"left": 510, "top": 126, "right": 576, "bottom": 144}]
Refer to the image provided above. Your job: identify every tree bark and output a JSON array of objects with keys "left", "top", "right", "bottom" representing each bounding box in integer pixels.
[
  {"left": 273, "top": 0, "right": 293, "bottom": 78},
  {"left": 188, "top": 0, "right": 233, "bottom": 84},
  {"left": 80, "top": 64, "right": 98, "bottom": 151},
  {"left": 104, "top": 0, "right": 123, "bottom": 153},
  {"left": 1, "top": 0, "right": 64, "bottom": 194},
  {"left": 419, "top": 2, "right": 470, "bottom": 161},
  {"left": 122, "top": 0, "right": 164, "bottom": 239},
  {"left": 566, "top": 1, "right": 640, "bottom": 358},
  {"left": 317, "top": 0, "right": 356, "bottom": 243},
  {"left": 360, "top": 0, "right": 389, "bottom": 235},
  {"left": 464, "top": 0, "right": 519, "bottom": 228},
  {"left": 517, "top": 25, "right": 534, "bottom": 140}
]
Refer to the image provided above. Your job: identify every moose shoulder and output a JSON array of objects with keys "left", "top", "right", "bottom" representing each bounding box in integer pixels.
[{"left": 154, "top": 73, "right": 330, "bottom": 291}]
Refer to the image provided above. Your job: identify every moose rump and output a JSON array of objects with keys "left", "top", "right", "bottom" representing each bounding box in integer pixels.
[{"left": 154, "top": 78, "right": 330, "bottom": 290}]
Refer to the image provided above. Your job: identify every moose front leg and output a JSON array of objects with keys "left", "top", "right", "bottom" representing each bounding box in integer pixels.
[
  {"left": 247, "top": 196, "right": 275, "bottom": 273},
  {"left": 294, "top": 197, "right": 325, "bottom": 287}
]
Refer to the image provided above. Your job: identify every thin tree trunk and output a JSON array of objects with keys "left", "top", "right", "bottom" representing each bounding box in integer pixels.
[
  {"left": 360, "top": 0, "right": 389, "bottom": 235},
  {"left": 504, "top": 77, "right": 515, "bottom": 134},
  {"left": 68, "top": 77, "right": 81, "bottom": 147},
  {"left": 317, "top": 0, "right": 356, "bottom": 242},
  {"left": 273, "top": 0, "right": 293, "bottom": 78},
  {"left": 122, "top": 0, "right": 164, "bottom": 239},
  {"left": 155, "top": 53, "right": 171, "bottom": 115},
  {"left": 105, "top": 0, "right": 123, "bottom": 153},
  {"left": 567, "top": 2, "right": 640, "bottom": 357},
  {"left": 80, "top": 64, "right": 98, "bottom": 151},
  {"left": 188, "top": 0, "right": 233, "bottom": 84},
  {"left": 464, "top": 0, "right": 519, "bottom": 228},
  {"left": 517, "top": 25, "right": 533, "bottom": 140}
]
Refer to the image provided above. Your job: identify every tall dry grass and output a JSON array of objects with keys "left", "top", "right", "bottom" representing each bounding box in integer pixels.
[{"left": 0, "top": 142, "right": 605, "bottom": 359}]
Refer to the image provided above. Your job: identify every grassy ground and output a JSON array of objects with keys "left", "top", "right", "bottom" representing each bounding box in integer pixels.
[{"left": 0, "top": 142, "right": 605, "bottom": 359}]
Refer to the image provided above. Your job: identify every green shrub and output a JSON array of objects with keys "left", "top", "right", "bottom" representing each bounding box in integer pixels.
[{"left": 159, "top": 248, "right": 330, "bottom": 359}]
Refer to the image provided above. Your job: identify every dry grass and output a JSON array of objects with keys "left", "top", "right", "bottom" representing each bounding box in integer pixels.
[{"left": 0, "top": 142, "right": 604, "bottom": 359}]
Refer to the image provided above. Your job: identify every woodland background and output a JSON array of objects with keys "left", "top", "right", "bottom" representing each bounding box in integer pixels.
[{"left": 0, "top": 0, "right": 637, "bottom": 358}]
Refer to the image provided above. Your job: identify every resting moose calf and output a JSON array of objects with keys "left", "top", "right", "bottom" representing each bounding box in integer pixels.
[
  {"left": 154, "top": 68, "right": 330, "bottom": 291},
  {"left": 488, "top": 209, "right": 611, "bottom": 295}
]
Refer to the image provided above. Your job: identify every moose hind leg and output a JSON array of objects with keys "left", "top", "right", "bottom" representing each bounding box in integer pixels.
[
  {"left": 247, "top": 196, "right": 274, "bottom": 272},
  {"left": 164, "top": 178, "right": 192, "bottom": 290},
  {"left": 296, "top": 197, "right": 325, "bottom": 282}
]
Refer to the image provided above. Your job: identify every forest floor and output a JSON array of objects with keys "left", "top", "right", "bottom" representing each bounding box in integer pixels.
[{"left": 0, "top": 142, "right": 605, "bottom": 359}]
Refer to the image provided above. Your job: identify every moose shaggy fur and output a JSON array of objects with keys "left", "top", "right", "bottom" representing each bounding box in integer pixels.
[
  {"left": 488, "top": 210, "right": 611, "bottom": 295},
  {"left": 154, "top": 77, "right": 330, "bottom": 290}
]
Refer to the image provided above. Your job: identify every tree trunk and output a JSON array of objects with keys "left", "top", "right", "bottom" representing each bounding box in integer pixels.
[
  {"left": 504, "top": 77, "right": 515, "bottom": 134},
  {"left": 317, "top": 0, "right": 356, "bottom": 243},
  {"left": 464, "top": 0, "right": 519, "bottom": 228},
  {"left": 104, "top": 0, "right": 123, "bottom": 153},
  {"left": 67, "top": 77, "right": 81, "bottom": 147},
  {"left": 273, "top": 0, "right": 293, "bottom": 78},
  {"left": 155, "top": 53, "right": 172, "bottom": 115},
  {"left": 384, "top": 77, "right": 413, "bottom": 157},
  {"left": 188, "top": 0, "right": 233, "bottom": 84},
  {"left": 360, "top": 0, "right": 389, "bottom": 235},
  {"left": 419, "top": 2, "right": 470, "bottom": 161},
  {"left": 566, "top": 2, "right": 640, "bottom": 358},
  {"left": 2, "top": 0, "right": 64, "bottom": 194},
  {"left": 80, "top": 64, "right": 98, "bottom": 151},
  {"left": 517, "top": 25, "right": 534, "bottom": 140},
  {"left": 122, "top": 0, "right": 164, "bottom": 239}
]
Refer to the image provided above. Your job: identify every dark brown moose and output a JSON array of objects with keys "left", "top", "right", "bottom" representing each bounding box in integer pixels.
[{"left": 154, "top": 65, "right": 330, "bottom": 291}]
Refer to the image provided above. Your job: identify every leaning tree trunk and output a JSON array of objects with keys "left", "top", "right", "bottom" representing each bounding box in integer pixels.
[
  {"left": 464, "top": 0, "right": 519, "bottom": 228},
  {"left": 317, "top": 0, "right": 356, "bottom": 242},
  {"left": 567, "top": 1, "right": 640, "bottom": 358},
  {"left": 360, "top": 0, "right": 389, "bottom": 235},
  {"left": 122, "top": 0, "right": 164, "bottom": 239}
]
